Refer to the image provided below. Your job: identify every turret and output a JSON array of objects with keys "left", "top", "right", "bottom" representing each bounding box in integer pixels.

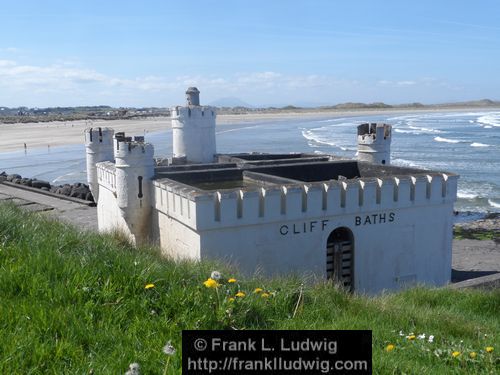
[
  {"left": 357, "top": 123, "right": 392, "bottom": 165},
  {"left": 171, "top": 87, "right": 217, "bottom": 164},
  {"left": 114, "top": 132, "right": 155, "bottom": 245},
  {"left": 84, "top": 127, "right": 114, "bottom": 201}
]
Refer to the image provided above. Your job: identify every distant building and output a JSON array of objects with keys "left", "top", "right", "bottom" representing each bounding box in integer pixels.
[{"left": 85, "top": 88, "right": 458, "bottom": 294}]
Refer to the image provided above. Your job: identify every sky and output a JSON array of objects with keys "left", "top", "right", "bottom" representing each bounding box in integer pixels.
[{"left": 1, "top": 0, "right": 499, "bottom": 108}]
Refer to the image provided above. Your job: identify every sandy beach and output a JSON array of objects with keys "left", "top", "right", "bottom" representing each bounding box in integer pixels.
[{"left": 0, "top": 107, "right": 488, "bottom": 153}]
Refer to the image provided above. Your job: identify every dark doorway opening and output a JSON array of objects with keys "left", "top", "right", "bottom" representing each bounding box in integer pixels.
[{"left": 327, "top": 227, "right": 354, "bottom": 291}]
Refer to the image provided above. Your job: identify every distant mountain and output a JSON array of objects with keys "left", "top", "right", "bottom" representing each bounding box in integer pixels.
[{"left": 208, "top": 97, "right": 254, "bottom": 108}]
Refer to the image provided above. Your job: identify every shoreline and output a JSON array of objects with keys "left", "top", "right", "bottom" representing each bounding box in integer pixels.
[{"left": 1, "top": 106, "right": 499, "bottom": 153}]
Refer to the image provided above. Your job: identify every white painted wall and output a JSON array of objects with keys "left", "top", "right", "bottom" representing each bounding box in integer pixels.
[
  {"left": 171, "top": 106, "right": 216, "bottom": 163},
  {"left": 84, "top": 127, "right": 114, "bottom": 201}
]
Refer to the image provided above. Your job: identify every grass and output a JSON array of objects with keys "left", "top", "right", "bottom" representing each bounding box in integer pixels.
[
  {"left": 454, "top": 227, "right": 499, "bottom": 241},
  {"left": 0, "top": 202, "right": 498, "bottom": 374}
]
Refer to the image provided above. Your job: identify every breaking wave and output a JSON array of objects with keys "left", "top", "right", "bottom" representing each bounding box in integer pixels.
[
  {"left": 457, "top": 191, "right": 478, "bottom": 199},
  {"left": 477, "top": 113, "right": 500, "bottom": 127},
  {"left": 434, "top": 136, "right": 460, "bottom": 144},
  {"left": 470, "top": 142, "right": 491, "bottom": 147},
  {"left": 488, "top": 199, "right": 500, "bottom": 208}
]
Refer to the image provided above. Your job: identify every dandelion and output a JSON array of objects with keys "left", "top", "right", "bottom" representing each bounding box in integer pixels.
[
  {"left": 163, "top": 341, "right": 176, "bottom": 356},
  {"left": 125, "top": 362, "right": 140, "bottom": 375},
  {"left": 407, "top": 335, "right": 416, "bottom": 341},
  {"left": 385, "top": 344, "right": 395, "bottom": 352},
  {"left": 469, "top": 352, "right": 477, "bottom": 359},
  {"left": 452, "top": 351, "right": 461, "bottom": 358},
  {"left": 211, "top": 271, "right": 222, "bottom": 280},
  {"left": 228, "top": 297, "right": 235, "bottom": 302},
  {"left": 144, "top": 283, "right": 155, "bottom": 289},
  {"left": 235, "top": 291, "right": 246, "bottom": 298},
  {"left": 261, "top": 292, "right": 270, "bottom": 298},
  {"left": 428, "top": 335, "right": 434, "bottom": 343},
  {"left": 254, "top": 287, "right": 263, "bottom": 294},
  {"left": 417, "top": 333, "right": 426, "bottom": 340},
  {"left": 162, "top": 341, "right": 175, "bottom": 375},
  {"left": 485, "top": 346, "right": 494, "bottom": 353},
  {"left": 203, "top": 278, "right": 220, "bottom": 288},
  {"left": 228, "top": 278, "right": 237, "bottom": 283}
]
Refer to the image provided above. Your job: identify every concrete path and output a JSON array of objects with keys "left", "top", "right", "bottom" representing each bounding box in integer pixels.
[{"left": 0, "top": 183, "right": 97, "bottom": 231}]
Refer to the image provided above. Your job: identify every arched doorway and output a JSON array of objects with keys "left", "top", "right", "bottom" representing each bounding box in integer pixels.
[{"left": 326, "top": 227, "right": 354, "bottom": 291}]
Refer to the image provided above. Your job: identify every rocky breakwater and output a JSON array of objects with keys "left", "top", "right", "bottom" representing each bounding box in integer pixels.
[{"left": 0, "top": 171, "right": 94, "bottom": 202}]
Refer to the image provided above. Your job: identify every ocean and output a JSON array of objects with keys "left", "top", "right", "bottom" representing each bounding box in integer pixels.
[{"left": 1, "top": 110, "right": 499, "bottom": 216}]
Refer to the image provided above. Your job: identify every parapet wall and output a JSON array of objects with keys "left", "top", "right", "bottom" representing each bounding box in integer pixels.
[
  {"left": 96, "top": 161, "right": 117, "bottom": 194},
  {"left": 171, "top": 106, "right": 216, "bottom": 123},
  {"left": 153, "top": 173, "right": 458, "bottom": 231}
]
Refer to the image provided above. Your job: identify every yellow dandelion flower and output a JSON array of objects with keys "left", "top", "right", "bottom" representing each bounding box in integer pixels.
[
  {"left": 407, "top": 335, "right": 416, "bottom": 341},
  {"left": 261, "top": 292, "right": 270, "bottom": 298},
  {"left": 228, "top": 278, "right": 237, "bottom": 283},
  {"left": 485, "top": 346, "right": 494, "bottom": 353},
  {"left": 145, "top": 283, "right": 155, "bottom": 289},
  {"left": 254, "top": 288, "right": 263, "bottom": 294},
  {"left": 228, "top": 297, "right": 235, "bottom": 302},
  {"left": 452, "top": 351, "right": 461, "bottom": 358},
  {"left": 469, "top": 352, "right": 477, "bottom": 359},
  {"left": 203, "top": 278, "right": 220, "bottom": 288},
  {"left": 385, "top": 344, "right": 395, "bottom": 352},
  {"left": 235, "top": 291, "right": 246, "bottom": 298}
]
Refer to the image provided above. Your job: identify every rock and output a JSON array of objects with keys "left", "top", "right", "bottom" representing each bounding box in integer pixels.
[
  {"left": 7, "top": 174, "right": 21, "bottom": 182},
  {"left": 20, "top": 178, "right": 32, "bottom": 187},
  {"left": 31, "top": 180, "right": 51, "bottom": 189},
  {"left": 56, "top": 185, "right": 72, "bottom": 196}
]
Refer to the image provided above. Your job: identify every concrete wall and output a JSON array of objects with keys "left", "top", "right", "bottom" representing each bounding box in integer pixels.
[{"left": 153, "top": 173, "right": 457, "bottom": 294}]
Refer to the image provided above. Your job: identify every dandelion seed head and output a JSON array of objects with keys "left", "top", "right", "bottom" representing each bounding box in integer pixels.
[
  {"left": 163, "top": 341, "right": 176, "bottom": 356},
  {"left": 428, "top": 335, "right": 434, "bottom": 343},
  {"left": 125, "top": 362, "right": 140, "bottom": 375},
  {"left": 211, "top": 271, "right": 222, "bottom": 280},
  {"left": 417, "top": 333, "right": 426, "bottom": 340},
  {"left": 399, "top": 330, "right": 404, "bottom": 336}
]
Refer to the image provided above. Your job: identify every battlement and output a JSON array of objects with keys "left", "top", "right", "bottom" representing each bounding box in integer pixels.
[
  {"left": 84, "top": 127, "right": 114, "bottom": 146},
  {"left": 153, "top": 171, "right": 458, "bottom": 231},
  {"left": 113, "top": 132, "right": 154, "bottom": 162},
  {"left": 171, "top": 106, "right": 216, "bottom": 122},
  {"left": 357, "top": 123, "right": 391, "bottom": 144}
]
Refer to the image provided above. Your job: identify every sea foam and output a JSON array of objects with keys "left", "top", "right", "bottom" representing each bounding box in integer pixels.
[
  {"left": 488, "top": 199, "right": 500, "bottom": 209},
  {"left": 470, "top": 142, "right": 491, "bottom": 147},
  {"left": 434, "top": 136, "right": 460, "bottom": 144},
  {"left": 477, "top": 114, "right": 500, "bottom": 128}
]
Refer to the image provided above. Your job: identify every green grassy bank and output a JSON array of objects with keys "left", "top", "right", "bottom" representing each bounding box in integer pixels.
[{"left": 0, "top": 203, "right": 498, "bottom": 374}]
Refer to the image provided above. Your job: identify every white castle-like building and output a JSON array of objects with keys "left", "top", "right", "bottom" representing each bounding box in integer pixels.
[{"left": 84, "top": 88, "right": 458, "bottom": 294}]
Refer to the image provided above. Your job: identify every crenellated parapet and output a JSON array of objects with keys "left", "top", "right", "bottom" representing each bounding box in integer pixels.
[
  {"left": 84, "top": 127, "right": 114, "bottom": 201},
  {"left": 357, "top": 123, "right": 391, "bottom": 165},
  {"left": 153, "top": 172, "right": 458, "bottom": 231}
]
